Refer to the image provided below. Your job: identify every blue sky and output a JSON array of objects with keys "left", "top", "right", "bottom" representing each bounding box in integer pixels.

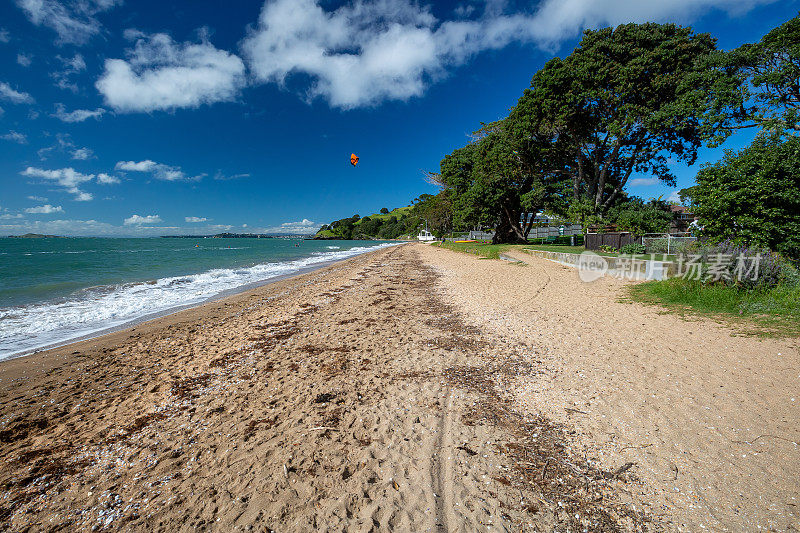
[{"left": 0, "top": 0, "right": 797, "bottom": 236}]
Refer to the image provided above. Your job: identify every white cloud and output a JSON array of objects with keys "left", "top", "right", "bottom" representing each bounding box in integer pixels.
[
  {"left": 52, "top": 103, "right": 105, "bottom": 122},
  {"left": 0, "top": 81, "right": 34, "bottom": 104},
  {"left": 213, "top": 171, "right": 250, "bottom": 180},
  {"left": 526, "top": 0, "right": 775, "bottom": 44},
  {"left": 0, "top": 29, "right": 9, "bottom": 43},
  {"left": 52, "top": 53, "right": 87, "bottom": 91},
  {"left": 0, "top": 218, "right": 170, "bottom": 237},
  {"left": 124, "top": 214, "right": 162, "bottom": 225},
  {"left": 666, "top": 190, "right": 682, "bottom": 203},
  {"left": 96, "top": 172, "right": 119, "bottom": 184},
  {"left": 71, "top": 147, "right": 93, "bottom": 160},
  {"left": 25, "top": 204, "right": 63, "bottom": 214},
  {"left": 185, "top": 216, "right": 208, "bottom": 222},
  {"left": 0, "top": 204, "right": 25, "bottom": 219},
  {"left": 242, "top": 0, "right": 773, "bottom": 109},
  {"left": 61, "top": 53, "right": 85, "bottom": 71},
  {"left": 36, "top": 133, "right": 76, "bottom": 160},
  {"left": 1, "top": 131, "right": 27, "bottom": 144},
  {"left": 629, "top": 177, "right": 661, "bottom": 187},
  {"left": 17, "top": 53, "right": 32, "bottom": 67},
  {"left": 73, "top": 191, "right": 93, "bottom": 201},
  {"left": 27, "top": 195, "right": 48, "bottom": 201},
  {"left": 16, "top": 0, "right": 121, "bottom": 45},
  {"left": 115, "top": 159, "right": 204, "bottom": 181},
  {"left": 115, "top": 160, "right": 156, "bottom": 172},
  {"left": 20, "top": 166, "right": 118, "bottom": 200},
  {"left": 207, "top": 224, "right": 233, "bottom": 231},
  {"left": 22, "top": 166, "right": 93, "bottom": 191},
  {"left": 97, "top": 32, "right": 246, "bottom": 112},
  {"left": 281, "top": 218, "right": 316, "bottom": 228},
  {"left": 264, "top": 218, "right": 319, "bottom": 234}
]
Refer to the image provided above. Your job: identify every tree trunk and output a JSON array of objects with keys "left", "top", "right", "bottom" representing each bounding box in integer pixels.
[{"left": 492, "top": 204, "right": 528, "bottom": 244}]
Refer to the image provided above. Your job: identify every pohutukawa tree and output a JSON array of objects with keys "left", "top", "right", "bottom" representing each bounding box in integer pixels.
[
  {"left": 514, "top": 23, "right": 742, "bottom": 214},
  {"left": 729, "top": 14, "right": 800, "bottom": 133},
  {"left": 435, "top": 119, "right": 569, "bottom": 244}
]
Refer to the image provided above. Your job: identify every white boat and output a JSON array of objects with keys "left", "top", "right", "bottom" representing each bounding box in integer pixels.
[{"left": 417, "top": 229, "right": 435, "bottom": 242}]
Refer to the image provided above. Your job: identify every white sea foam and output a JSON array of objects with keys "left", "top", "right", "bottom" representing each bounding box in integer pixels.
[{"left": 0, "top": 242, "right": 397, "bottom": 360}]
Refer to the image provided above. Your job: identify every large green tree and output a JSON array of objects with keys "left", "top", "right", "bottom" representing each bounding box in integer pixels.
[
  {"left": 606, "top": 197, "right": 675, "bottom": 235},
  {"left": 409, "top": 193, "right": 452, "bottom": 235},
  {"left": 436, "top": 119, "right": 567, "bottom": 243},
  {"left": 683, "top": 134, "right": 800, "bottom": 260},
  {"left": 515, "top": 23, "right": 741, "bottom": 213},
  {"left": 729, "top": 14, "right": 800, "bottom": 133},
  {"left": 436, "top": 143, "right": 486, "bottom": 232}
]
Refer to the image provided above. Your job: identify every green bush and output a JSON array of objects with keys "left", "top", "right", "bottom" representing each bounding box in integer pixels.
[
  {"left": 685, "top": 134, "right": 800, "bottom": 262},
  {"left": 620, "top": 243, "right": 646, "bottom": 254},
  {"left": 646, "top": 237, "right": 696, "bottom": 255}
]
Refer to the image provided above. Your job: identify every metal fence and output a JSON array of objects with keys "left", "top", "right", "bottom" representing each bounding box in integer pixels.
[
  {"left": 641, "top": 233, "right": 697, "bottom": 255},
  {"left": 528, "top": 224, "right": 583, "bottom": 239},
  {"left": 465, "top": 224, "right": 583, "bottom": 242},
  {"left": 468, "top": 230, "right": 495, "bottom": 241}
]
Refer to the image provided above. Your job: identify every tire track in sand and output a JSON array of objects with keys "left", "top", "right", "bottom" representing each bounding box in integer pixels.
[{"left": 433, "top": 388, "right": 456, "bottom": 531}]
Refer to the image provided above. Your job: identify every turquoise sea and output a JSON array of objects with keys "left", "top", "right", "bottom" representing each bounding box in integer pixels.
[{"left": 0, "top": 237, "right": 395, "bottom": 360}]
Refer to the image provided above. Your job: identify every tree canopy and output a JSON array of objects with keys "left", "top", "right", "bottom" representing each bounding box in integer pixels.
[
  {"left": 730, "top": 14, "right": 800, "bottom": 133},
  {"left": 433, "top": 22, "right": 742, "bottom": 243},
  {"left": 683, "top": 134, "right": 800, "bottom": 260},
  {"left": 435, "top": 119, "right": 568, "bottom": 243},
  {"left": 318, "top": 16, "right": 799, "bottom": 253},
  {"left": 606, "top": 198, "right": 675, "bottom": 235},
  {"left": 514, "top": 23, "right": 741, "bottom": 214}
]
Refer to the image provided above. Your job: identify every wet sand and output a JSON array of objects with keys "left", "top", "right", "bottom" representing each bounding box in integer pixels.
[{"left": 1, "top": 244, "right": 797, "bottom": 531}]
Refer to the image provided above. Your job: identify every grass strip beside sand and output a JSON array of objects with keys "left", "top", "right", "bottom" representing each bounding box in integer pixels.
[
  {"left": 434, "top": 241, "right": 587, "bottom": 259},
  {"left": 629, "top": 277, "right": 800, "bottom": 337}
]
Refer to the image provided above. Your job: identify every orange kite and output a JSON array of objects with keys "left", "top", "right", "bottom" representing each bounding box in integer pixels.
[{"left": 350, "top": 153, "right": 359, "bottom": 166}]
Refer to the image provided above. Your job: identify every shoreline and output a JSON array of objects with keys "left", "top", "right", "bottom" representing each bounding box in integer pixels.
[
  {"left": 1, "top": 244, "right": 797, "bottom": 531},
  {"left": 0, "top": 242, "right": 400, "bottom": 363},
  {"left": 0, "top": 245, "right": 400, "bottom": 386}
]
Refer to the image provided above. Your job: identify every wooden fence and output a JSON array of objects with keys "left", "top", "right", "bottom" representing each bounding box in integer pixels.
[{"left": 584, "top": 232, "right": 641, "bottom": 251}]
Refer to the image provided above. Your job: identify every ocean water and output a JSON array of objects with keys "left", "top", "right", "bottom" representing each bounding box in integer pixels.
[{"left": 0, "top": 237, "right": 396, "bottom": 360}]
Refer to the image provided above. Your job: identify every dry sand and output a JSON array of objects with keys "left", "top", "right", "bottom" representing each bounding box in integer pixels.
[
  {"left": 420, "top": 246, "right": 799, "bottom": 532},
  {"left": 0, "top": 243, "right": 797, "bottom": 531}
]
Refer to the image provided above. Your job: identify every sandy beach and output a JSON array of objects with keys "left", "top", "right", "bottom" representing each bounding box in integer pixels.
[{"left": 1, "top": 243, "right": 798, "bottom": 532}]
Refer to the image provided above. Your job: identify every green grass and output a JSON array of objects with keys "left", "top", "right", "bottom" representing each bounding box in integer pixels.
[
  {"left": 436, "top": 242, "right": 589, "bottom": 259},
  {"left": 437, "top": 242, "right": 620, "bottom": 259},
  {"left": 360, "top": 206, "right": 411, "bottom": 222},
  {"left": 524, "top": 244, "right": 588, "bottom": 254},
  {"left": 315, "top": 229, "right": 338, "bottom": 238},
  {"left": 524, "top": 245, "right": 675, "bottom": 261},
  {"left": 437, "top": 241, "right": 679, "bottom": 262},
  {"left": 316, "top": 206, "right": 413, "bottom": 239},
  {"left": 434, "top": 241, "right": 514, "bottom": 259},
  {"left": 435, "top": 241, "right": 686, "bottom": 265},
  {"left": 629, "top": 278, "right": 800, "bottom": 337}
]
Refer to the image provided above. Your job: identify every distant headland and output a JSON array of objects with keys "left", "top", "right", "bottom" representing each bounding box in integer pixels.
[
  {"left": 160, "top": 233, "right": 312, "bottom": 239},
  {"left": 6, "top": 233, "right": 66, "bottom": 239}
]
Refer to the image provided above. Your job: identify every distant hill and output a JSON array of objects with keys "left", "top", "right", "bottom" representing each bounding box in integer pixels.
[
  {"left": 161, "top": 233, "right": 309, "bottom": 239},
  {"left": 315, "top": 206, "right": 415, "bottom": 240},
  {"left": 7, "top": 233, "right": 64, "bottom": 239}
]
